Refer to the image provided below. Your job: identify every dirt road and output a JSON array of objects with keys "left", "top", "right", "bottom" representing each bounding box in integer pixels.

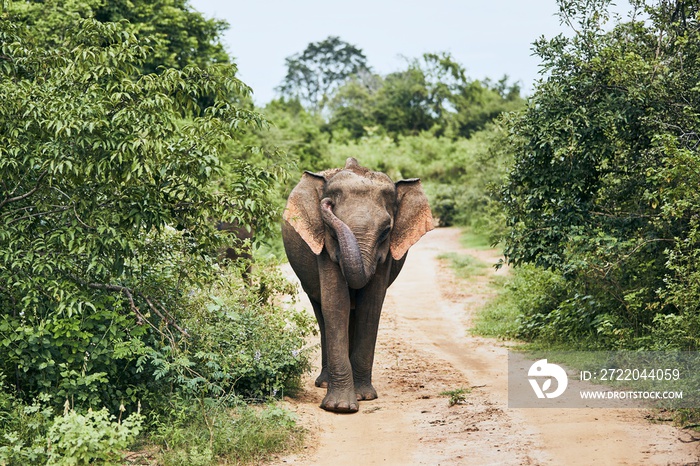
[{"left": 273, "top": 227, "right": 700, "bottom": 465}]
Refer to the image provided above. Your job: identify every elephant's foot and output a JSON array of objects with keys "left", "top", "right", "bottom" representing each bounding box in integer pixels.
[
  {"left": 320, "top": 387, "right": 359, "bottom": 413},
  {"left": 355, "top": 382, "right": 378, "bottom": 401},
  {"left": 314, "top": 369, "right": 329, "bottom": 388}
]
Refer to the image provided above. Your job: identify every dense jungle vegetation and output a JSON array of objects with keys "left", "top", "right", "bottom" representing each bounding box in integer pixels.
[{"left": 0, "top": 0, "right": 698, "bottom": 463}]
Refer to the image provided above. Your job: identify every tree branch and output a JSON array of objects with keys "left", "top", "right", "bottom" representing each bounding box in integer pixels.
[
  {"left": 140, "top": 294, "right": 189, "bottom": 337},
  {"left": 66, "top": 274, "right": 189, "bottom": 342},
  {"left": 0, "top": 171, "right": 47, "bottom": 209},
  {"left": 73, "top": 203, "right": 94, "bottom": 229},
  {"left": 7, "top": 206, "right": 72, "bottom": 225}
]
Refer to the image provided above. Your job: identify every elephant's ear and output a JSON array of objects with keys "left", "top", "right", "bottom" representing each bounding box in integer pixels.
[
  {"left": 283, "top": 171, "right": 326, "bottom": 255},
  {"left": 390, "top": 178, "right": 434, "bottom": 260}
]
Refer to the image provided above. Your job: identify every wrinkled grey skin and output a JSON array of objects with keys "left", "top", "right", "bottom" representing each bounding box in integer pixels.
[{"left": 282, "top": 158, "right": 433, "bottom": 413}]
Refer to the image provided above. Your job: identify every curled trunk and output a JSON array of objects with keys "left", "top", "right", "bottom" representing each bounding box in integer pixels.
[{"left": 321, "top": 198, "right": 372, "bottom": 289}]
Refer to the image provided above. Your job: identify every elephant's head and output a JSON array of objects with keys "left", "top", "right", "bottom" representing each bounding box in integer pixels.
[{"left": 283, "top": 158, "right": 434, "bottom": 289}]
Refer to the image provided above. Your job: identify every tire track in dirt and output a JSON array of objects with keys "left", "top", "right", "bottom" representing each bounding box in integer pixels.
[{"left": 272, "top": 227, "right": 700, "bottom": 465}]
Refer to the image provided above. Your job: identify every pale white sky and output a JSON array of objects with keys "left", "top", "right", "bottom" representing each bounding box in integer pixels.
[{"left": 188, "top": 1, "right": 631, "bottom": 104}]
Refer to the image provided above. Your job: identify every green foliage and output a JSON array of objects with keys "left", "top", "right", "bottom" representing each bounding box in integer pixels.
[
  {"left": 46, "top": 407, "right": 143, "bottom": 466},
  {"left": 325, "top": 72, "right": 383, "bottom": 140},
  {"left": 0, "top": 1, "right": 311, "bottom": 464},
  {"left": 258, "top": 98, "right": 330, "bottom": 170},
  {"left": 0, "top": 261, "right": 313, "bottom": 464},
  {"left": 486, "top": 259, "right": 649, "bottom": 349},
  {"left": 277, "top": 36, "right": 369, "bottom": 111},
  {"left": 439, "top": 387, "right": 471, "bottom": 407},
  {"left": 371, "top": 66, "right": 436, "bottom": 137},
  {"left": 93, "top": 0, "right": 231, "bottom": 74},
  {"left": 0, "top": 388, "right": 54, "bottom": 465},
  {"left": 7, "top": 0, "right": 232, "bottom": 75},
  {"left": 171, "top": 262, "right": 315, "bottom": 402},
  {"left": 326, "top": 52, "right": 524, "bottom": 140},
  {"left": 500, "top": 0, "right": 700, "bottom": 349},
  {"left": 0, "top": 381, "right": 142, "bottom": 466},
  {"left": 475, "top": 266, "right": 567, "bottom": 342},
  {"left": 0, "top": 10, "right": 269, "bottom": 407},
  {"left": 153, "top": 403, "right": 303, "bottom": 466},
  {"left": 278, "top": 37, "right": 525, "bottom": 139}
]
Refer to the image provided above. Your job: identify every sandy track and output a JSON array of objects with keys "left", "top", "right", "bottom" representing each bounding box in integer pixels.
[{"left": 272, "top": 227, "right": 700, "bottom": 465}]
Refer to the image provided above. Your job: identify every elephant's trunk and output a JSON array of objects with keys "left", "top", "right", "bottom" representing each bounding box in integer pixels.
[{"left": 321, "top": 198, "right": 372, "bottom": 289}]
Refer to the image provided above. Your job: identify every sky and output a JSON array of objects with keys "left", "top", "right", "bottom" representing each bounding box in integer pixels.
[{"left": 187, "top": 1, "right": 631, "bottom": 105}]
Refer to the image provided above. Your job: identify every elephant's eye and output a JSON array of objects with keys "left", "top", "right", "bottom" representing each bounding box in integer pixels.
[{"left": 379, "top": 227, "right": 391, "bottom": 243}]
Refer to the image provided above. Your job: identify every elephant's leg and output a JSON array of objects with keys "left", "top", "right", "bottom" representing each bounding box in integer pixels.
[
  {"left": 310, "top": 299, "right": 329, "bottom": 388},
  {"left": 350, "top": 261, "right": 392, "bottom": 401},
  {"left": 317, "top": 254, "right": 358, "bottom": 413}
]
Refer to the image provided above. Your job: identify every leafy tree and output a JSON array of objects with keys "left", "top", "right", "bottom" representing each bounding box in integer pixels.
[
  {"left": 412, "top": 52, "right": 524, "bottom": 138},
  {"left": 448, "top": 76, "right": 523, "bottom": 138},
  {"left": 7, "top": 0, "right": 231, "bottom": 74},
  {"left": 372, "top": 65, "right": 436, "bottom": 137},
  {"left": 94, "top": 0, "right": 231, "bottom": 73},
  {"left": 325, "top": 52, "right": 524, "bottom": 140},
  {"left": 325, "top": 71, "right": 383, "bottom": 140},
  {"left": 258, "top": 98, "right": 330, "bottom": 168},
  {"left": 501, "top": 0, "right": 700, "bottom": 348},
  {"left": 414, "top": 52, "right": 468, "bottom": 123},
  {"left": 0, "top": 8, "right": 272, "bottom": 408},
  {"left": 0, "top": 2, "right": 313, "bottom": 463},
  {"left": 277, "top": 35, "right": 370, "bottom": 111}
]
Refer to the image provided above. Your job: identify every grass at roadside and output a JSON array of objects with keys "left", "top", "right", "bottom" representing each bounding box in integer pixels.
[
  {"left": 437, "top": 252, "right": 489, "bottom": 279},
  {"left": 470, "top": 274, "right": 521, "bottom": 339},
  {"left": 457, "top": 227, "right": 494, "bottom": 250},
  {"left": 438, "top": 228, "right": 520, "bottom": 339},
  {"left": 436, "top": 227, "right": 495, "bottom": 280},
  {"left": 447, "top": 232, "right": 700, "bottom": 430},
  {"left": 133, "top": 403, "right": 304, "bottom": 466}
]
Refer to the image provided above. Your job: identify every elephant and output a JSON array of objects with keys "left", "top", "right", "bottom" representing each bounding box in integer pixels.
[{"left": 282, "top": 157, "right": 434, "bottom": 413}]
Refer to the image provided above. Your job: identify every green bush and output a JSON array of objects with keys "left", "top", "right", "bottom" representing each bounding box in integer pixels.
[
  {"left": 465, "top": 256, "right": 590, "bottom": 344},
  {"left": 0, "top": 258, "right": 312, "bottom": 465},
  {"left": 0, "top": 387, "right": 53, "bottom": 465},
  {"left": 171, "top": 261, "right": 315, "bottom": 402},
  {"left": 500, "top": 1, "right": 700, "bottom": 350},
  {"left": 0, "top": 378, "right": 143, "bottom": 466},
  {"left": 46, "top": 407, "right": 143, "bottom": 466},
  {"left": 0, "top": 3, "right": 317, "bottom": 464},
  {"left": 477, "top": 263, "right": 691, "bottom": 350},
  {"left": 0, "top": 9, "right": 281, "bottom": 412},
  {"left": 427, "top": 184, "right": 468, "bottom": 227}
]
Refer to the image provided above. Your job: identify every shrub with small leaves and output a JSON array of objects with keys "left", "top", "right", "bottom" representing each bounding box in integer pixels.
[
  {"left": 46, "top": 407, "right": 143, "bottom": 466},
  {"left": 440, "top": 388, "right": 471, "bottom": 407}
]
